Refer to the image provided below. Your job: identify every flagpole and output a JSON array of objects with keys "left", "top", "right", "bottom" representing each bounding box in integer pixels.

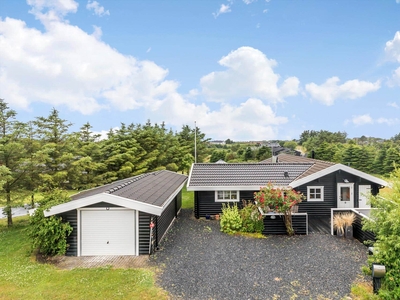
[{"left": 194, "top": 121, "right": 197, "bottom": 163}]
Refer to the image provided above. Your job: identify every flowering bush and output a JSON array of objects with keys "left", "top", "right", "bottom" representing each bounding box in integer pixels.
[{"left": 254, "top": 183, "right": 304, "bottom": 236}]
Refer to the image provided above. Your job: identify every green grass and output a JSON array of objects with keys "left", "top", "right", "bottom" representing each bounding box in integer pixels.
[
  {"left": 0, "top": 217, "right": 169, "bottom": 300},
  {"left": 181, "top": 185, "right": 194, "bottom": 209}
]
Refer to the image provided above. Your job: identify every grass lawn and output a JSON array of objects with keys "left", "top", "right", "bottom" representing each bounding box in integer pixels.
[
  {"left": 181, "top": 185, "right": 193, "bottom": 209},
  {"left": 0, "top": 217, "right": 169, "bottom": 300}
]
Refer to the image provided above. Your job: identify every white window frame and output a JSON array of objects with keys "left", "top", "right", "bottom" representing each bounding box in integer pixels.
[
  {"left": 307, "top": 186, "right": 324, "bottom": 202},
  {"left": 215, "top": 191, "right": 240, "bottom": 202}
]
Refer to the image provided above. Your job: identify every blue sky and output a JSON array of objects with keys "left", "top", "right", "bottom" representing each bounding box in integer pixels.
[{"left": 0, "top": 0, "right": 399, "bottom": 141}]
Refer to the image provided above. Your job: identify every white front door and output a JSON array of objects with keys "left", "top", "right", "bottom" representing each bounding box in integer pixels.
[
  {"left": 337, "top": 183, "right": 354, "bottom": 208},
  {"left": 358, "top": 185, "right": 371, "bottom": 209}
]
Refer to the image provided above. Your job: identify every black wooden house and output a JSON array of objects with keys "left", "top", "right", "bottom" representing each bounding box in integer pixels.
[
  {"left": 187, "top": 154, "right": 388, "bottom": 234},
  {"left": 44, "top": 170, "right": 187, "bottom": 256}
]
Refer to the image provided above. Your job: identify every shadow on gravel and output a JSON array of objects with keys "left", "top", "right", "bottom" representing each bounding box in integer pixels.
[{"left": 150, "top": 209, "right": 369, "bottom": 300}]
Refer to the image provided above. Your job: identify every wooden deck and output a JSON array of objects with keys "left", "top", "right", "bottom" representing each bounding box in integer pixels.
[{"left": 308, "top": 216, "right": 331, "bottom": 234}]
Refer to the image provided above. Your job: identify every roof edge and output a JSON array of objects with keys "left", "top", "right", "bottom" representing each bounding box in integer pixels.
[
  {"left": 44, "top": 193, "right": 164, "bottom": 217},
  {"left": 290, "top": 164, "right": 388, "bottom": 188}
]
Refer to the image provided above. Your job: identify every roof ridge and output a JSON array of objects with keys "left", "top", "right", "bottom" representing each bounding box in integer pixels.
[{"left": 105, "top": 172, "right": 153, "bottom": 194}]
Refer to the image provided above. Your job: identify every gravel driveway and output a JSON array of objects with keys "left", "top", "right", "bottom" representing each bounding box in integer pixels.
[{"left": 150, "top": 209, "right": 369, "bottom": 300}]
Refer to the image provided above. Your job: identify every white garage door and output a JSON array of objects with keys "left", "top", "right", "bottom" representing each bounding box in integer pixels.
[{"left": 80, "top": 209, "right": 136, "bottom": 256}]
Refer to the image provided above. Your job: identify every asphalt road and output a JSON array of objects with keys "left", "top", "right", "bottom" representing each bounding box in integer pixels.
[{"left": 0, "top": 206, "right": 30, "bottom": 219}]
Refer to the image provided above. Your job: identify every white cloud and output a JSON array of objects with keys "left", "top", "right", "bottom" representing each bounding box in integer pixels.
[
  {"left": 385, "top": 31, "right": 400, "bottom": 62},
  {"left": 243, "top": 0, "right": 256, "bottom": 4},
  {"left": 388, "top": 102, "right": 399, "bottom": 109},
  {"left": 200, "top": 47, "right": 299, "bottom": 103},
  {"left": 0, "top": 14, "right": 177, "bottom": 114},
  {"left": 305, "top": 77, "right": 380, "bottom": 105},
  {"left": 0, "top": 1, "right": 289, "bottom": 141},
  {"left": 346, "top": 115, "right": 400, "bottom": 127},
  {"left": 263, "top": 9, "right": 268, "bottom": 13},
  {"left": 86, "top": 0, "right": 109, "bottom": 17},
  {"left": 146, "top": 47, "right": 151, "bottom": 53},
  {"left": 27, "top": 0, "right": 79, "bottom": 24},
  {"left": 350, "top": 114, "right": 374, "bottom": 126},
  {"left": 151, "top": 94, "right": 288, "bottom": 140},
  {"left": 213, "top": 4, "right": 231, "bottom": 18},
  {"left": 376, "top": 117, "right": 400, "bottom": 125}
]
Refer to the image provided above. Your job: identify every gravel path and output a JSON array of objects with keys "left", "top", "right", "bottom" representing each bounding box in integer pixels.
[{"left": 150, "top": 209, "right": 369, "bottom": 300}]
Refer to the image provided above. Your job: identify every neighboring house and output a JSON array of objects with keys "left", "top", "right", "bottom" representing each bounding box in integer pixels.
[
  {"left": 44, "top": 170, "right": 187, "bottom": 256},
  {"left": 187, "top": 154, "right": 388, "bottom": 224}
]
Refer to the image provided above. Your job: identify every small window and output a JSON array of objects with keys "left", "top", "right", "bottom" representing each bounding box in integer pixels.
[
  {"left": 307, "top": 186, "right": 324, "bottom": 201},
  {"left": 215, "top": 191, "right": 240, "bottom": 202}
]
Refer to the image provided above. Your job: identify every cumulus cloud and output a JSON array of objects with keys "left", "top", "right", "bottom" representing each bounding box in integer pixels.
[
  {"left": 388, "top": 102, "right": 399, "bottom": 109},
  {"left": 213, "top": 4, "right": 231, "bottom": 18},
  {"left": 305, "top": 77, "right": 380, "bottom": 105},
  {"left": 200, "top": 47, "right": 300, "bottom": 103},
  {"left": 243, "top": 0, "right": 256, "bottom": 4},
  {"left": 0, "top": 7, "right": 176, "bottom": 114},
  {"left": 86, "top": 0, "right": 110, "bottom": 17},
  {"left": 0, "top": 0, "right": 289, "bottom": 141},
  {"left": 151, "top": 95, "right": 288, "bottom": 140}
]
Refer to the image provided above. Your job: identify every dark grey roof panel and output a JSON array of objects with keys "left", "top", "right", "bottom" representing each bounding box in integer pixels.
[
  {"left": 71, "top": 170, "right": 187, "bottom": 207},
  {"left": 188, "top": 163, "right": 313, "bottom": 187}
]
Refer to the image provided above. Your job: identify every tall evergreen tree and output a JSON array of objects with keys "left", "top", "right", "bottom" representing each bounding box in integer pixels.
[
  {"left": 0, "top": 99, "right": 28, "bottom": 226},
  {"left": 33, "top": 108, "right": 75, "bottom": 190}
]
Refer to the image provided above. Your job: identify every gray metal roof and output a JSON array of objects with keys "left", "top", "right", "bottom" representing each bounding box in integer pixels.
[
  {"left": 72, "top": 170, "right": 187, "bottom": 207},
  {"left": 187, "top": 163, "right": 313, "bottom": 189}
]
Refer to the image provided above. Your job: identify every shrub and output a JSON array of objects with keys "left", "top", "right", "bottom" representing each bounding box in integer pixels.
[
  {"left": 239, "top": 200, "right": 264, "bottom": 233},
  {"left": 363, "top": 168, "right": 400, "bottom": 299},
  {"left": 254, "top": 183, "right": 304, "bottom": 236},
  {"left": 219, "top": 203, "right": 242, "bottom": 234},
  {"left": 27, "top": 189, "right": 73, "bottom": 256}
]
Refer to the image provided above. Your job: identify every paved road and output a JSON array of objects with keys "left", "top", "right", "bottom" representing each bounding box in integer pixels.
[{"left": 0, "top": 206, "right": 31, "bottom": 219}]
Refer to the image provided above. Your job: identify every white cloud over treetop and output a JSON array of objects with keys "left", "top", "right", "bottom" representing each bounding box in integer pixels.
[
  {"left": 305, "top": 77, "right": 381, "bottom": 105},
  {"left": 200, "top": 47, "right": 300, "bottom": 103}
]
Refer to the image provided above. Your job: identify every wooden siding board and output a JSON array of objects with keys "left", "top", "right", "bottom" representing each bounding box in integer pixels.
[
  {"left": 156, "top": 196, "right": 177, "bottom": 246},
  {"left": 60, "top": 210, "right": 78, "bottom": 256},
  {"left": 138, "top": 212, "right": 151, "bottom": 255},
  {"left": 263, "top": 215, "right": 307, "bottom": 235},
  {"left": 195, "top": 190, "right": 256, "bottom": 218},
  {"left": 296, "top": 172, "right": 336, "bottom": 216}
]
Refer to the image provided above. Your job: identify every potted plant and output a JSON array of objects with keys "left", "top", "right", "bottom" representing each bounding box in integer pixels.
[
  {"left": 333, "top": 213, "right": 345, "bottom": 238},
  {"left": 341, "top": 212, "right": 355, "bottom": 239}
]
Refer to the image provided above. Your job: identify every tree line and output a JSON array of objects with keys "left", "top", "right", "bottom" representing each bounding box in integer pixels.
[
  {"left": 208, "top": 130, "right": 400, "bottom": 176},
  {"left": 0, "top": 99, "right": 208, "bottom": 226}
]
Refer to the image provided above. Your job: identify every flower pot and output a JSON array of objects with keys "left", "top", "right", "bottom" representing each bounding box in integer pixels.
[
  {"left": 345, "top": 225, "right": 353, "bottom": 239},
  {"left": 205, "top": 214, "right": 210, "bottom": 220},
  {"left": 215, "top": 214, "right": 220, "bottom": 221}
]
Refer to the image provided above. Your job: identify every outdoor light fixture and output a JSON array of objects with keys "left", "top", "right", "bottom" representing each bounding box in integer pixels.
[
  {"left": 372, "top": 264, "right": 386, "bottom": 294},
  {"left": 270, "top": 215, "right": 276, "bottom": 219},
  {"left": 343, "top": 179, "right": 349, "bottom": 183}
]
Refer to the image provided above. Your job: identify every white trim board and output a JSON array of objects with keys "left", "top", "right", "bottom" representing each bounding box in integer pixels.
[
  {"left": 44, "top": 193, "right": 164, "bottom": 217},
  {"left": 290, "top": 164, "right": 388, "bottom": 188}
]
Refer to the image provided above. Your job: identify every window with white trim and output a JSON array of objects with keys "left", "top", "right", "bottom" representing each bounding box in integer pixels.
[
  {"left": 215, "top": 191, "right": 240, "bottom": 202},
  {"left": 307, "top": 186, "right": 324, "bottom": 201}
]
